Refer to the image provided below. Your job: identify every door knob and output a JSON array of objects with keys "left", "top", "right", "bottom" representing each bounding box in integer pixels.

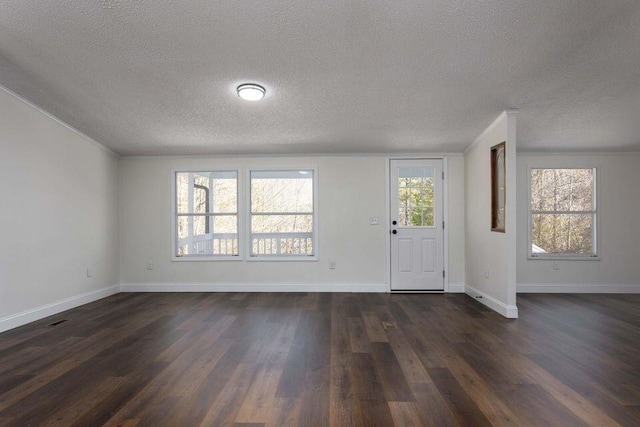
[
  {"left": 392, "top": 220, "right": 397, "bottom": 225},
  {"left": 392, "top": 230, "right": 397, "bottom": 234}
]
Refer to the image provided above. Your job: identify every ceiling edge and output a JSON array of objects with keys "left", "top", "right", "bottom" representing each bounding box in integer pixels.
[
  {"left": 464, "top": 109, "right": 519, "bottom": 155},
  {"left": 0, "top": 83, "right": 120, "bottom": 158}
]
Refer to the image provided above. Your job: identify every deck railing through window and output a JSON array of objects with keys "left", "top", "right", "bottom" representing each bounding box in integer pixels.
[
  {"left": 178, "top": 232, "right": 314, "bottom": 257},
  {"left": 178, "top": 233, "right": 238, "bottom": 256},
  {"left": 251, "top": 232, "right": 314, "bottom": 256}
]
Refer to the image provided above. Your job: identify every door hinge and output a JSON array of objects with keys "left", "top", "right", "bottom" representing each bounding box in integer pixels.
[
  {"left": 442, "top": 221, "right": 445, "bottom": 229},
  {"left": 442, "top": 171, "right": 445, "bottom": 179},
  {"left": 443, "top": 270, "right": 446, "bottom": 278}
]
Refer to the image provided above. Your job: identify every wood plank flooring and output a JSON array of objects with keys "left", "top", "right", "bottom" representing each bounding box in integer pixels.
[{"left": 1, "top": 292, "right": 639, "bottom": 426}]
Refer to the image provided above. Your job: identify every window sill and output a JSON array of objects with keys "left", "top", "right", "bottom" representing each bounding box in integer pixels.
[
  {"left": 172, "top": 255, "right": 243, "bottom": 262},
  {"left": 246, "top": 256, "right": 318, "bottom": 262},
  {"left": 527, "top": 255, "right": 600, "bottom": 261}
]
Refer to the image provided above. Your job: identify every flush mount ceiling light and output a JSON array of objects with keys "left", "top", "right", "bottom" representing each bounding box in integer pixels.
[{"left": 237, "top": 83, "right": 265, "bottom": 101}]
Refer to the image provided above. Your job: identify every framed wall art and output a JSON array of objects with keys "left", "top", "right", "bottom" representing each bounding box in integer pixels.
[{"left": 491, "top": 141, "right": 506, "bottom": 232}]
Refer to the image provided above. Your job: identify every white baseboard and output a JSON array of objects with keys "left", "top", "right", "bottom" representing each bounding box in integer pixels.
[
  {"left": 0, "top": 285, "right": 120, "bottom": 333},
  {"left": 119, "top": 282, "right": 388, "bottom": 293},
  {"left": 517, "top": 283, "right": 640, "bottom": 293},
  {"left": 0, "top": 281, "right": 476, "bottom": 334},
  {"left": 465, "top": 285, "right": 518, "bottom": 318},
  {"left": 447, "top": 283, "right": 465, "bottom": 293}
]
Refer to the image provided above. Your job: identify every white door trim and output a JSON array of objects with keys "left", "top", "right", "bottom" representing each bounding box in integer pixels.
[{"left": 385, "top": 156, "right": 449, "bottom": 292}]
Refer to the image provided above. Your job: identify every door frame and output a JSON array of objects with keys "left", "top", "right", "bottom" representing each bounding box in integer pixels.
[{"left": 385, "top": 156, "right": 450, "bottom": 292}]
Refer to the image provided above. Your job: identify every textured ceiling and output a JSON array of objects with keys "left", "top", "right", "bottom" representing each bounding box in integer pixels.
[{"left": 0, "top": 0, "right": 639, "bottom": 155}]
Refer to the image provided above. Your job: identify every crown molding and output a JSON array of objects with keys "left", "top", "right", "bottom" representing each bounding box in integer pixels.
[
  {"left": 0, "top": 84, "right": 119, "bottom": 158},
  {"left": 464, "top": 109, "right": 519, "bottom": 155}
]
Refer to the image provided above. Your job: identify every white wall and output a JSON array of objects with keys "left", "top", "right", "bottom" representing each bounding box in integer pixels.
[
  {"left": 464, "top": 111, "right": 518, "bottom": 317},
  {"left": 0, "top": 79, "right": 466, "bottom": 332},
  {"left": 0, "top": 87, "right": 120, "bottom": 332},
  {"left": 517, "top": 153, "right": 640, "bottom": 292},
  {"left": 119, "top": 155, "right": 465, "bottom": 291},
  {"left": 446, "top": 155, "right": 466, "bottom": 290}
]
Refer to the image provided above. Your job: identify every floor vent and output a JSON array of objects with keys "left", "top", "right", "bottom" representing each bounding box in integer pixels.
[
  {"left": 382, "top": 321, "right": 397, "bottom": 330},
  {"left": 48, "top": 319, "right": 69, "bottom": 326}
]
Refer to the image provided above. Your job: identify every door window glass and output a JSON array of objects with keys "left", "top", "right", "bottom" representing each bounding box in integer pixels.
[{"left": 398, "top": 167, "right": 435, "bottom": 227}]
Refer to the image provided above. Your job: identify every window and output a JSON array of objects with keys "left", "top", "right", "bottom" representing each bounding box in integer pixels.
[
  {"left": 529, "top": 168, "right": 597, "bottom": 259},
  {"left": 174, "top": 171, "right": 239, "bottom": 259},
  {"left": 398, "top": 166, "right": 435, "bottom": 227},
  {"left": 249, "top": 169, "right": 316, "bottom": 258}
]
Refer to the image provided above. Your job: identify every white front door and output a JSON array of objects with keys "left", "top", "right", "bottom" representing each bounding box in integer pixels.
[{"left": 390, "top": 159, "right": 444, "bottom": 291}]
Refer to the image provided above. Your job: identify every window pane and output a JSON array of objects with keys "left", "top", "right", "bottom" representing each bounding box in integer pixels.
[
  {"left": 398, "top": 167, "right": 434, "bottom": 188},
  {"left": 192, "top": 175, "right": 210, "bottom": 214},
  {"left": 177, "top": 216, "right": 189, "bottom": 241},
  {"left": 176, "top": 173, "right": 190, "bottom": 214},
  {"left": 213, "top": 177, "right": 237, "bottom": 213},
  {"left": 398, "top": 187, "right": 410, "bottom": 209},
  {"left": 397, "top": 168, "right": 433, "bottom": 216},
  {"left": 398, "top": 208, "right": 409, "bottom": 226},
  {"left": 252, "top": 214, "right": 313, "bottom": 233},
  {"left": 252, "top": 235, "right": 313, "bottom": 256},
  {"left": 411, "top": 188, "right": 423, "bottom": 206},
  {"left": 421, "top": 168, "right": 434, "bottom": 186},
  {"left": 177, "top": 215, "right": 238, "bottom": 256},
  {"left": 423, "top": 207, "right": 434, "bottom": 226},
  {"left": 397, "top": 171, "right": 434, "bottom": 228},
  {"left": 531, "top": 169, "right": 593, "bottom": 212},
  {"left": 410, "top": 209, "right": 422, "bottom": 227},
  {"left": 177, "top": 215, "right": 213, "bottom": 239},
  {"left": 193, "top": 215, "right": 209, "bottom": 235},
  {"left": 178, "top": 215, "right": 238, "bottom": 237},
  {"left": 399, "top": 167, "right": 411, "bottom": 177},
  {"left": 213, "top": 215, "right": 237, "bottom": 234},
  {"left": 531, "top": 213, "right": 593, "bottom": 254},
  {"left": 398, "top": 207, "right": 433, "bottom": 227},
  {"left": 176, "top": 171, "right": 237, "bottom": 214},
  {"left": 175, "top": 171, "right": 239, "bottom": 258},
  {"left": 251, "top": 170, "right": 313, "bottom": 213},
  {"left": 250, "top": 169, "right": 316, "bottom": 257},
  {"left": 177, "top": 237, "right": 238, "bottom": 256},
  {"left": 414, "top": 186, "right": 434, "bottom": 208}
]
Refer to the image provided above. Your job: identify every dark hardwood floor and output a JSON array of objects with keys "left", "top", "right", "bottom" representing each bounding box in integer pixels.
[{"left": 1, "top": 292, "right": 639, "bottom": 426}]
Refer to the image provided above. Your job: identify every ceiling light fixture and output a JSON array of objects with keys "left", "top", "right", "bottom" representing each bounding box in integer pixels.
[{"left": 237, "top": 83, "right": 265, "bottom": 101}]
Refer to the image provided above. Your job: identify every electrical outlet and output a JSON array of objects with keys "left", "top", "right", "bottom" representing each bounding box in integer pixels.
[
  {"left": 369, "top": 216, "right": 379, "bottom": 225},
  {"left": 86, "top": 268, "right": 93, "bottom": 278},
  {"left": 146, "top": 260, "right": 154, "bottom": 270},
  {"left": 329, "top": 261, "right": 336, "bottom": 270},
  {"left": 484, "top": 268, "right": 490, "bottom": 279},
  {"left": 553, "top": 261, "right": 560, "bottom": 270}
]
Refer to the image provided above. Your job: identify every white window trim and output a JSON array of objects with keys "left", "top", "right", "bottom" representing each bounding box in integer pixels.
[
  {"left": 171, "top": 168, "right": 243, "bottom": 262},
  {"left": 245, "top": 166, "right": 319, "bottom": 262},
  {"left": 526, "top": 165, "right": 600, "bottom": 261}
]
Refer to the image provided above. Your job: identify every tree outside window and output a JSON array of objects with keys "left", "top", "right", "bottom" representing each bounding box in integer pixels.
[{"left": 529, "top": 168, "right": 597, "bottom": 258}]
